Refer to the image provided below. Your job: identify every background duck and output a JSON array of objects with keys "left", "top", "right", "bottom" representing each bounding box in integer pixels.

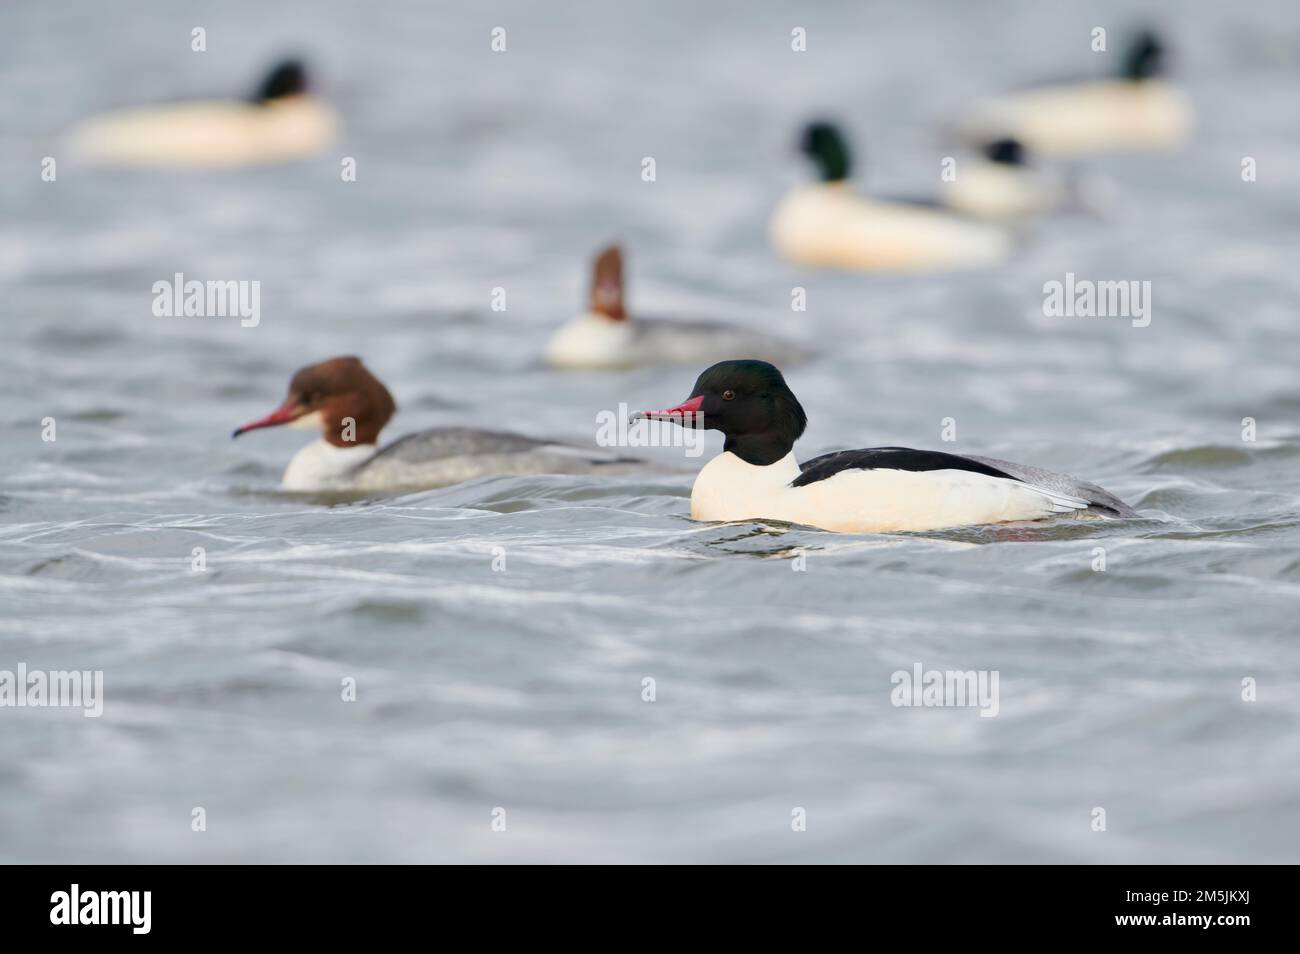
[
  {"left": 67, "top": 59, "right": 337, "bottom": 167},
  {"left": 955, "top": 30, "right": 1192, "bottom": 155},
  {"left": 233, "top": 356, "right": 648, "bottom": 493},
  {"left": 769, "top": 121, "right": 1011, "bottom": 272},
  {"left": 543, "top": 244, "right": 805, "bottom": 369},
  {"left": 634, "top": 360, "right": 1137, "bottom": 534},
  {"left": 939, "top": 138, "right": 1071, "bottom": 221}
]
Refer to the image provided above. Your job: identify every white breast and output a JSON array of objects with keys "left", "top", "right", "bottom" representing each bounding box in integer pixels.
[
  {"left": 769, "top": 184, "right": 1010, "bottom": 271},
  {"left": 67, "top": 96, "right": 338, "bottom": 167},
  {"left": 543, "top": 312, "right": 638, "bottom": 369},
  {"left": 281, "top": 440, "right": 378, "bottom": 492},
  {"left": 960, "top": 80, "right": 1192, "bottom": 155},
  {"left": 690, "top": 451, "right": 1086, "bottom": 533},
  {"left": 691, "top": 451, "right": 802, "bottom": 522}
]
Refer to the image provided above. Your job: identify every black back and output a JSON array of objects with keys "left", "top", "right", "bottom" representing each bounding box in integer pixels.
[{"left": 793, "top": 447, "right": 1021, "bottom": 488}]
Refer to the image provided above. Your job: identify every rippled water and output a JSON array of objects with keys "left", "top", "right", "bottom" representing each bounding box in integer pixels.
[{"left": 3, "top": 0, "right": 1300, "bottom": 863}]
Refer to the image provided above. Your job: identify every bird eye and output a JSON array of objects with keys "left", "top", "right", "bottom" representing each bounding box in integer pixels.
[{"left": 721, "top": 390, "right": 736, "bottom": 401}]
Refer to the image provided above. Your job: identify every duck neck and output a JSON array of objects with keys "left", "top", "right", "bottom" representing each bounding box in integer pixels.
[
  {"left": 282, "top": 438, "right": 378, "bottom": 491},
  {"left": 724, "top": 432, "right": 796, "bottom": 467}
]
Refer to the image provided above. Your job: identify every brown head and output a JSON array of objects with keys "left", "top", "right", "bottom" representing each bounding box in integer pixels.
[
  {"left": 589, "top": 244, "right": 626, "bottom": 321},
  {"left": 232, "top": 356, "right": 396, "bottom": 447}
]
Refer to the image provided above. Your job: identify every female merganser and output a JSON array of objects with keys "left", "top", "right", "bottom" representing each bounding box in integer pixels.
[
  {"left": 633, "top": 360, "right": 1138, "bottom": 533},
  {"left": 543, "top": 244, "right": 804, "bottom": 369},
  {"left": 233, "top": 356, "right": 644, "bottom": 493},
  {"left": 67, "top": 59, "right": 337, "bottom": 167},
  {"left": 939, "top": 138, "right": 1069, "bottom": 222},
  {"left": 769, "top": 121, "right": 1011, "bottom": 272},
  {"left": 955, "top": 31, "right": 1192, "bottom": 155}
]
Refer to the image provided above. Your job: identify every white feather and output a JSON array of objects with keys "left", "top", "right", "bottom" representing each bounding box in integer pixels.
[
  {"left": 769, "top": 183, "right": 1010, "bottom": 272},
  {"left": 690, "top": 451, "right": 1087, "bottom": 533},
  {"left": 958, "top": 79, "right": 1192, "bottom": 156},
  {"left": 281, "top": 439, "right": 377, "bottom": 491},
  {"left": 67, "top": 96, "right": 337, "bottom": 167},
  {"left": 940, "top": 159, "right": 1066, "bottom": 221},
  {"left": 543, "top": 312, "right": 638, "bottom": 369}
]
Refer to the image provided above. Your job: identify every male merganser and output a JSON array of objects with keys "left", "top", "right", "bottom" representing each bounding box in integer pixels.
[
  {"left": 939, "top": 138, "right": 1070, "bottom": 222},
  {"left": 633, "top": 360, "right": 1138, "bottom": 533},
  {"left": 67, "top": 59, "right": 337, "bottom": 167},
  {"left": 769, "top": 121, "right": 1011, "bottom": 272},
  {"left": 543, "top": 244, "right": 804, "bottom": 369},
  {"left": 955, "top": 30, "right": 1192, "bottom": 155},
  {"left": 233, "top": 356, "right": 645, "bottom": 492}
]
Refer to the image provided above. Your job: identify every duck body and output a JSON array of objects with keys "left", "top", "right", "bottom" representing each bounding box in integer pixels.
[
  {"left": 691, "top": 447, "right": 1134, "bottom": 533},
  {"left": 68, "top": 60, "right": 335, "bottom": 167},
  {"left": 285, "top": 427, "right": 644, "bottom": 494},
  {"left": 956, "top": 32, "right": 1192, "bottom": 155},
  {"left": 959, "top": 78, "right": 1191, "bottom": 156},
  {"left": 770, "top": 183, "right": 1011, "bottom": 271},
  {"left": 68, "top": 96, "right": 337, "bottom": 167},
  {"left": 544, "top": 310, "right": 639, "bottom": 369},
  {"left": 939, "top": 154, "right": 1067, "bottom": 221}
]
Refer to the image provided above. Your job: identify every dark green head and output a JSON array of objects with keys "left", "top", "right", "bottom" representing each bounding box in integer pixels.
[
  {"left": 1122, "top": 30, "right": 1165, "bottom": 81},
  {"left": 634, "top": 360, "right": 807, "bottom": 466},
  {"left": 251, "top": 59, "right": 309, "bottom": 103},
  {"left": 799, "top": 121, "right": 852, "bottom": 182},
  {"left": 982, "top": 137, "right": 1026, "bottom": 166}
]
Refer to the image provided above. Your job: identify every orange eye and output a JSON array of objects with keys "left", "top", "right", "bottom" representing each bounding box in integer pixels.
[{"left": 721, "top": 390, "right": 736, "bottom": 401}]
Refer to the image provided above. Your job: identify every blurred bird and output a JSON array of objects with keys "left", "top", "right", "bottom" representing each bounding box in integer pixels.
[
  {"left": 954, "top": 30, "right": 1192, "bottom": 155},
  {"left": 67, "top": 58, "right": 337, "bottom": 167},
  {"left": 232, "top": 356, "right": 647, "bottom": 493},
  {"left": 770, "top": 121, "right": 1011, "bottom": 272},
  {"left": 939, "top": 138, "right": 1072, "bottom": 221},
  {"left": 633, "top": 359, "right": 1139, "bottom": 533},
  {"left": 543, "top": 244, "right": 806, "bottom": 369}
]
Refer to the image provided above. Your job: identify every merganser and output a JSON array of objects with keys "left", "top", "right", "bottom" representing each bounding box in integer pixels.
[
  {"left": 633, "top": 360, "right": 1138, "bottom": 533},
  {"left": 769, "top": 121, "right": 1011, "bottom": 272},
  {"left": 67, "top": 59, "right": 337, "bottom": 167},
  {"left": 543, "top": 244, "right": 804, "bottom": 369},
  {"left": 939, "top": 138, "right": 1070, "bottom": 222},
  {"left": 955, "top": 30, "right": 1192, "bottom": 155},
  {"left": 233, "top": 356, "right": 645, "bottom": 493}
]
